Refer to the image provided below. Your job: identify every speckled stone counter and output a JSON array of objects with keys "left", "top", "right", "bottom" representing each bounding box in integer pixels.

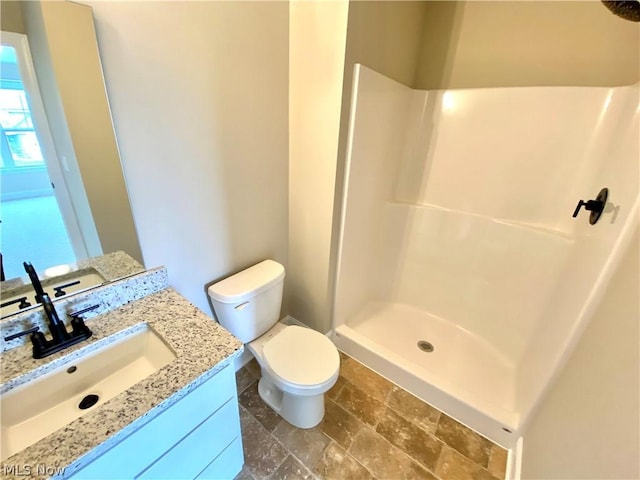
[
  {"left": 1, "top": 267, "right": 169, "bottom": 353},
  {"left": 74, "top": 251, "right": 145, "bottom": 281},
  {"left": 0, "top": 288, "right": 243, "bottom": 480},
  {"left": 0, "top": 252, "right": 146, "bottom": 319},
  {"left": 1, "top": 251, "right": 144, "bottom": 294}
]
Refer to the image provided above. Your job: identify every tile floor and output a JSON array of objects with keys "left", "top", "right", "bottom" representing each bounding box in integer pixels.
[{"left": 234, "top": 352, "right": 507, "bottom": 480}]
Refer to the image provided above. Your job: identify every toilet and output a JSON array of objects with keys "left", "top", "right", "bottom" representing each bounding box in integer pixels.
[{"left": 208, "top": 259, "right": 340, "bottom": 429}]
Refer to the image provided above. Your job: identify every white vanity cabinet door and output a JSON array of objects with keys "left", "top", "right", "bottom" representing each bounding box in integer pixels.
[
  {"left": 68, "top": 364, "right": 243, "bottom": 480},
  {"left": 196, "top": 438, "right": 244, "bottom": 479},
  {"left": 137, "top": 399, "right": 240, "bottom": 479}
]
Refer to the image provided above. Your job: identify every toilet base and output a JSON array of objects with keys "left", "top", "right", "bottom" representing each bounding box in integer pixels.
[{"left": 257, "top": 375, "right": 325, "bottom": 429}]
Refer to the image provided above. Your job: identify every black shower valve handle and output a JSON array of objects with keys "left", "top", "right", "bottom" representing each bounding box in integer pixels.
[
  {"left": 572, "top": 187, "right": 609, "bottom": 225},
  {"left": 572, "top": 199, "right": 603, "bottom": 218}
]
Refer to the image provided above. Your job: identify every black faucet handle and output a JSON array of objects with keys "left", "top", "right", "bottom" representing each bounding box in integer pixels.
[
  {"left": 53, "top": 280, "right": 81, "bottom": 298},
  {"left": 0, "top": 296, "right": 32, "bottom": 310},
  {"left": 69, "top": 304, "right": 101, "bottom": 319},
  {"left": 70, "top": 315, "right": 93, "bottom": 338},
  {"left": 4, "top": 326, "right": 40, "bottom": 342},
  {"left": 68, "top": 304, "right": 98, "bottom": 338},
  {"left": 4, "top": 327, "right": 48, "bottom": 358}
]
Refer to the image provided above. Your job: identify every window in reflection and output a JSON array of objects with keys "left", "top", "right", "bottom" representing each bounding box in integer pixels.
[{"left": 0, "top": 42, "right": 75, "bottom": 279}]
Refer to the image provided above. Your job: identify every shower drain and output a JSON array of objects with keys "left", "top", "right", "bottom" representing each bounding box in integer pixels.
[{"left": 417, "top": 340, "right": 434, "bottom": 353}]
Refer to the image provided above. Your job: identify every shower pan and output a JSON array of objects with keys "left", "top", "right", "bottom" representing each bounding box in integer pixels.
[{"left": 331, "top": 64, "right": 639, "bottom": 448}]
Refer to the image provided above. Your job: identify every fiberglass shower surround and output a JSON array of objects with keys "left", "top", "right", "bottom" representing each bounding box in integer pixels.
[{"left": 332, "top": 65, "right": 639, "bottom": 447}]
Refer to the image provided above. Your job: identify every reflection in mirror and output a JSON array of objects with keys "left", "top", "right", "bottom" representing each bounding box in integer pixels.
[
  {"left": 1, "top": 33, "right": 84, "bottom": 279},
  {"left": 0, "top": 251, "right": 145, "bottom": 319},
  {"left": 0, "top": 0, "right": 144, "bottom": 304}
]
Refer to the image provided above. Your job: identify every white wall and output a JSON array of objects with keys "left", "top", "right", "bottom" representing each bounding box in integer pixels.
[
  {"left": 521, "top": 226, "right": 639, "bottom": 479},
  {"left": 288, "top": 0, "right": 348, "bottom": 332},
  {"left": 84, "top": 1, "right": 289, "bottom": 315},
  {"left": 394, "top": 87, "right": 616, "bottom": 234}
]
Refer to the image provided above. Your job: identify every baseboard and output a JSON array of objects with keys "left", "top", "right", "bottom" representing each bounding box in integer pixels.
[{"left": 281, "top": 315, "right": 309, "bottom": 328}]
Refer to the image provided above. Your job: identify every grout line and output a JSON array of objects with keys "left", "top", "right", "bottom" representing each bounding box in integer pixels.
[{"left": 239, "top": 354, "right": 506, "bottom": 480}]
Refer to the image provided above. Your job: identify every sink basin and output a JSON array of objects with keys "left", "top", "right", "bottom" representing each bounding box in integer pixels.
[
  {"left": 1, "top": 268, "right": 106, "bottom": 317},
  {"left": 0, "top": 324, "right": 176, "bottom": 461}
]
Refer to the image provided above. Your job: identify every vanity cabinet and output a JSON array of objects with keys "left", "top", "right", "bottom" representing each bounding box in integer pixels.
[{"left": 68, "top": 364, "right": 243, "bottom": 480}]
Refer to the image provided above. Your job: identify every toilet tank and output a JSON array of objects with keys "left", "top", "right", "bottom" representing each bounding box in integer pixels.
[{"left": 207, "top": 260, "right": 285, "bottom": 343}]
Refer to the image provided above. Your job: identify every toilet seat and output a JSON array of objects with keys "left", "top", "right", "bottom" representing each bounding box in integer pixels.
[{"left": 262, "top": 326, "right": 339, "bottom": 392}]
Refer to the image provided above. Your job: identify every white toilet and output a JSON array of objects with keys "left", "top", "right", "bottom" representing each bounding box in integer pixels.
[{"left": 208, "top": 259, "right": 340, "bottom": 429}]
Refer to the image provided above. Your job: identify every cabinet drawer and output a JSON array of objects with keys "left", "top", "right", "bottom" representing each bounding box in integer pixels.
[
  {"left": 196, "top": 437, "right": 243, "bottom": 480},
  {"left": 71, "top": 365, "right": 234, "bottom": 479},
  {"left": 137, "top": 398, "right": 240, "bottom": 479}
]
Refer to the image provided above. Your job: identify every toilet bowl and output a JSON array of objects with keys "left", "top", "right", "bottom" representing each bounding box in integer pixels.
[
  {"left": 207, "top": 260, "right": 340, "bottom": 428},
  {"left": 249, "top": 322, "right": 339, "bottom": 428}
]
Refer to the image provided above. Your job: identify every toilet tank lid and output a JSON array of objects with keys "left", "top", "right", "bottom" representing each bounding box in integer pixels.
[{"left": 208, "top": 259, "right": 285, "bottom": 303}]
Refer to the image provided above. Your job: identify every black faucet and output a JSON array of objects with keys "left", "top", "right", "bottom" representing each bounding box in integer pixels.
[
  {"left": 3, "top": 297, "right": 96, "bottom": 359},
  {"left": 23, "top": 261, "right": 47, "bottom": 304}
]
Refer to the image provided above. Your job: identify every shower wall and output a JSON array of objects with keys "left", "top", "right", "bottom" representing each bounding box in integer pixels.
[
  {"left": 334, "top": 64, "right": 639, "bottom": 438},
  {"left": 517, "top": 84, "right": 640, "bottom": 423}
]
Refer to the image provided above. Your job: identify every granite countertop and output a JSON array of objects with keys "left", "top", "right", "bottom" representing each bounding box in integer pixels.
[
  {"left": 0, "top": 288, "right": 243, "bottom": 479},
  {"left": 0, "top": 251, "right": 144, "bottom": 299},
  {"left": 0, "top": 252, "right": 146, "bottom": 319}
]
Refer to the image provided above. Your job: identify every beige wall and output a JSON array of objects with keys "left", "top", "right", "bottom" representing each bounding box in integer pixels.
[
  {"left": 0, "top": 0, "right": 26, "bottom": 34},
  {"left": 84, "top": 1, "right": 289, "bottom": 315},
  {"left": 521, "top": 227, "right": 639, "bottom": 479},
  {"left": 416, "top": 1, "right": 640, "bottom": 89},
  {"left": 343, "top": 1, "right": 428, "bottom": 88},
  {"left": 288, "top": 0, "right": 349, "bottom": 332}
]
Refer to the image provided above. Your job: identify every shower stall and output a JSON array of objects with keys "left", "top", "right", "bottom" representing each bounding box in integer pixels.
[{"left": 332, "top": 64, "right": 639, "bottom": 447}]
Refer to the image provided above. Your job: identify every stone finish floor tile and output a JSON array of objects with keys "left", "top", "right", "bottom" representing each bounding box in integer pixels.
[
  {"left": 387, "top": 386, "right": 442, "bottom": 434},
  {"left": 236, "top": 360, "right": 261, "bottom": 394},
  {"left": 239, "top": 379, "right": 282, "bottom": 432},
  {"left": 320, "top": 398, "right": 365, "bottom": 450},
  {"left": 272, "top": 420, "right": 331, "bottom": 467},
  {"left": 336, "top": 382, "right": 386, "bottom": 427},
  {"left": 435, "top": 446, "right": 500, "bottom": 480},
  {"left": 349, "top": 427, "right": 437, "bottom": 479},
  {"left": 271, "top": 455, "right": 316, "bottom": 480},
  {"left": 375, "top": 407, "right": 443, "bottom": 472},
  {"left": 435, "top": 415, "right": 494, "bottom": 467},
  {"left": 340, "top": 357, "right": 395, "bottom": 403},
  {"left": 327, "top": 374, "right": 348, "bottom": 401},
  {"left": 487, "top": 446, "right": 508, "bottom": 479},
  {"left": 238, "top": 406, "right": 288, "bottom": 479},
  {"left": 235, "top": 352, "right": 507, "bottom": 480},
  {"left": 312, "top": 441, "right": 375, "bottom": 480},
  {"left": 233, "top": 465, "right": 255, "bottom": 480}
]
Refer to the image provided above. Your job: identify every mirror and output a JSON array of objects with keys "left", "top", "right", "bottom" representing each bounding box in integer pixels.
[{"left": 0, "top": 0, "right": 143, "bottom": 318}]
